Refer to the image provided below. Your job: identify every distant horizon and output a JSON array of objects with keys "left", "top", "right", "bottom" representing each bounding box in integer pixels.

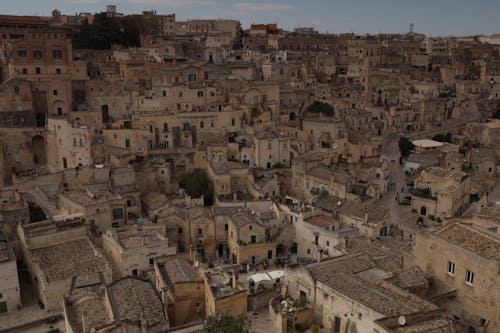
[{"left": 1, "top": 0, "right": 499, "bottom": 37}]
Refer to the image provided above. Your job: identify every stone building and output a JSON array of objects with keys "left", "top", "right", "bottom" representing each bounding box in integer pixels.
[
  {"left": 18, "top": 217, "right": 112, "bottom": 311},
  {"left": 415, "top": 218, "right": 500, "bottom": 333},
  {"left": 204, "top": 269, "right": 247, "bottom": 316},
  {"left": 0, "top": 231, "right": 20, "bottom": 313},
  {"left": 154, "top": 258, "right": 205, "bottom": 326},
  {"left": 227, "top": 208, "right": 274, "bottom": 265},
  {"left": 253, "top": 130, "right": 291, "bottom": 169},
  {"left": 101, "top": 224, "right": 176, "bottom": 278},
  {"left": 284, "top": 253, "right": 438, "bottom": 333},
  {"left": 411, "top": 167, "right": 471, "bottom": 219},
  {"left": 63, "top": 276, "right": 169, "bottom": 333}
]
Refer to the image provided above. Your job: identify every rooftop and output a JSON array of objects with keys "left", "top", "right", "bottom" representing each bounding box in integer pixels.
[
  {"left": 339, "top": 200, "right": 390, "bottom": 223},
  {"left": 412, "top": 139, "right": 444, "bottom": 148},
  {"left": 304, "top": 214, "right": 335, "bottom": 228},
  {"left": 107, "top": 278, "right": 166, "bottom": 326},
  {"left": 205, "top": 270, "right": 242, "bottom": 300},
  {"left": 435, "top": 221, "right": 499, "bottom": 260},
  {"left": 210, "top": 161, "right": 248, "bottom": 174},
  {"left": 375, "top": 310, "right": 455, "bottom": 333},
  {"left": 307, "top": 254, "right": 436, "bottom": 316},
  {"left": 31, "top": 238, "right": 109, "bottom": 282},
  {"left": 159, "top": 258, "right": 202, "bottom": 291},
  {"left": 230, "top": 209, "right": 263, "bottom": 229},
  {"left": 306, "top": 167, "right": 351, "bottom": 184},
  {"left": 112, "top": 226, "right": 167, "bottom": 249}
]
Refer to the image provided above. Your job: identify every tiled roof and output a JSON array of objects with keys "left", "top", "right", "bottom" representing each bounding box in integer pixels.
[{"left": 436, "top": 222, "right": 500, "bottom": 260}]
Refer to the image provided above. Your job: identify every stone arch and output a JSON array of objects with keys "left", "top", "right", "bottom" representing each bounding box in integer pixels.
[
  {"left": 126, "top": 195, "right": 137, "bottom": 207},
  {"left": 52, "top": 100, "right": 66, "bottom": 116}
]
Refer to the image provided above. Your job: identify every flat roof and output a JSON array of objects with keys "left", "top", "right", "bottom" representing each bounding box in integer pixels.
[{"left": 412, "top": 139, "right": 444, "bottom": 148}]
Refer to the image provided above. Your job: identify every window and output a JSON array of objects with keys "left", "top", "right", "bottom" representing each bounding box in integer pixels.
[
  {"left": 447, "top": 260, "right": 455, "bottom": 276},
  {"left": 132, "top": 269, "right": 138, "bottom": 277},
  {"left": 188, "top": 73, "right": 197, "bottom": 81},
  {"left": 224, "top": 224, "right": 228, "bottom": 231},
  {"left": 465, "top": 270, "right": 474, "bottom": 285},
  {"left": 178, "top": 227, "right": 183, "bottom": 234},
  {"left": 35, "top": 67, "right": 41, "bottom": 75},
  {"left": 33, "top": 50, "right": 42, "bottom": 59},
  {"left": 163, "top": 123, "right": 168, "bottom": 132},
  {"left": 326, "top": 241, "right": 330, "bottom": 246},
  {"left": 22, "top": 68, "right": 27, "bottom": 74},
  {"left": 334, "top": 316, "right": 341, "bottom": 333},
  {"left": 198, "top": 228, "right": 203, "bottom": 235},
  {"left": 18, "top": 50, "right": 27, "bottom": 57},
  {"left": 197, "top": 91, "right": 204, "bottom": 97},
  {"left": 56, "top": 68, "right": 61, "bottom": 74},
  {"left": 268, "top": 142, "right": 272, "bottom": 149},
  {"left": 267, "top": 250, "right": 272, "bottom": 259},
  {"left": 14, "top": 86, "right": 19, "bottom": 95},
  {"left": 221, "top": 184, "right": 225, "bottom": 190},
  {"left": 149, "top": 258, "right": 154, "bottom": 266},
  {"left": 162, "top": 90, "right": 166, "bottom": 96},
  {"left": 52, "top": 49, "right": 62, "bottom": 59},
  {"left": 125, "top": 139, "right": 130, "bottom": 148},
  {"left": 233, "top": 178, "right": 239, "bottom": 186},
  {"left": 53, "top": 89, "right": 58, "bottom": 96},
  {"left": 251, "top": 235, "right": 256, "bottom": 243},
  {"left": 200, "top": 121, "right": 204, "bottom": 128}
]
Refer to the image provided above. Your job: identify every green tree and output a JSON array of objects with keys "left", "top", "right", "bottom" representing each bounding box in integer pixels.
[
  {"left": 432, "top": 132, "right": 452, "bottom": 143},
  {"left": 73, "top": 13, "right": 144, "bottom": 49},
  {"left": 398, "top": 137, "right": 415, "bottom": 158},
  {"left": 179, "top": 169, "right": 214, "bottom": 206},
  {"left": 306, "top": 101, "right": 335, "bottom": 117},
  {"left": 204, "top": 314, "right": 252, "bottom": 333}
]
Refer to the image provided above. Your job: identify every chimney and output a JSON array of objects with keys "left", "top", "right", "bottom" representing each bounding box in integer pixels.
[{"left": 232, "top": 272, "right": 238, "bottom": 289}]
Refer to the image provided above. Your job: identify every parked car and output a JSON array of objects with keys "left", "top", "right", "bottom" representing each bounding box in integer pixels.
[{"left": 399, "top": 198, "right": 411, "bottom": 205}]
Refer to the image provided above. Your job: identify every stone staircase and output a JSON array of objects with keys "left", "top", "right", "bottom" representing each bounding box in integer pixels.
[{"left": 23, "top": 186, "right": 59, "bottom": 217}]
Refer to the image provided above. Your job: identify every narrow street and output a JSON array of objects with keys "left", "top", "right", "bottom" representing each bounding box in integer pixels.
[{"left": 380, "top": 133, "right": 408, "bottom": 228}]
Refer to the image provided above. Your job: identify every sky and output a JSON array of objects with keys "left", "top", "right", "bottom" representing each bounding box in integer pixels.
[{"left": 1, "top": 0, "right": 500, "bottom": 36}]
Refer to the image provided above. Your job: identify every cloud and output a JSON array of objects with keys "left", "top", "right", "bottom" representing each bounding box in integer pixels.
[{"left": 232, "top": 2, "right": 296, "bottom": 11}]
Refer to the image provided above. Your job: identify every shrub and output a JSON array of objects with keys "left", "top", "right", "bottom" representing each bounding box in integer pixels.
[{"left": 306, "top": 101, "right": 334, "bottom": 117}]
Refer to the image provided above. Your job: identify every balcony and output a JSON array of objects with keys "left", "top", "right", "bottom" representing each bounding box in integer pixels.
[{"left": 411, "top": 188, "right": 437, "bottom": 201}]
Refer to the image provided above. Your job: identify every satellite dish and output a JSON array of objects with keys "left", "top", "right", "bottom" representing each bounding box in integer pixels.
[
  {"left": 194, "top": 260, "right": 199, "bottom": 268},
  {"left": 398, "top": 315, "right": 406, "bottom": 326},
  {"left": 281, "top": 300, "right": 288, "bottom": 308}
]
